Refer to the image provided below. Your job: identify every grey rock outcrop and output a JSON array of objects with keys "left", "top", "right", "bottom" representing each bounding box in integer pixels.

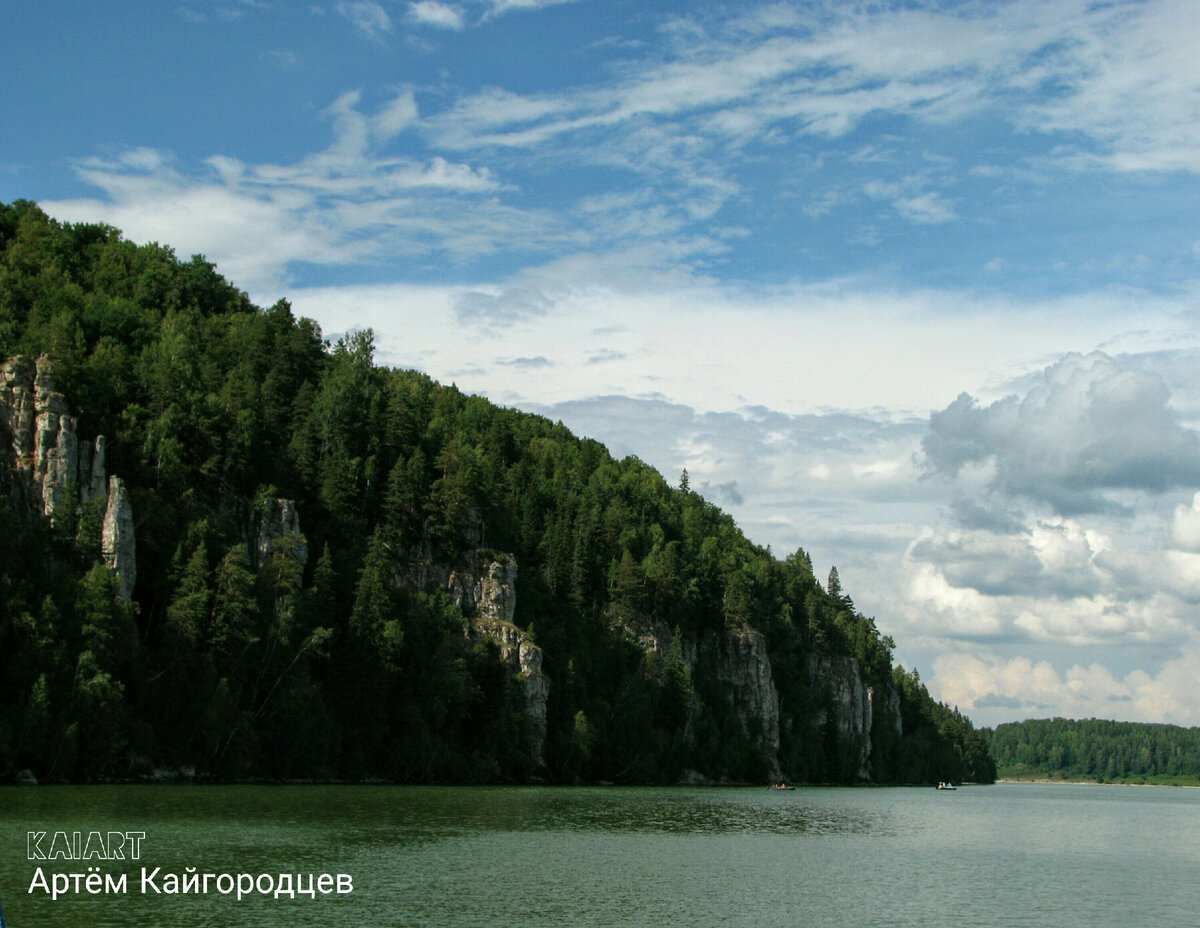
[
  {"left": 245, "top": 497, "right": 308, "bottom": 571},
  {"left": 475, "top": 614, "right": 550, "bottom": 767},
  {"left": 446, "top": 552, "right": 518, "bottom": 625},
  {"left": 2, "top": 355, "right": 134, "bottom": 600},
  {"left": 872, "top": 683, "right": 903, "bottom": 739},
  {"left": 806, "top": 653, "right": 902, "bottom": 777},
  {"left": 102, "top": 476, "right": 137, "bottom": 601},
  {"left": 637, "top": 622, "right": 783, "bottom": 782},
  {"left": 432, "top": 552, "right": 549, "bottom": 767},
  {"left": 723, "top": 628, "right": 782, "bottom": 775},
  {"left": 1, "top": 356, "right": 108, "bottom": 518},
  {"left": 78, "top": 434, "right": 108, "bottom": 505}
]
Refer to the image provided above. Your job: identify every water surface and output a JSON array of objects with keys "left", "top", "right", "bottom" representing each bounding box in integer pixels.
[{"left": 2, "top": 783, "right": 1196, "bottom": 927}]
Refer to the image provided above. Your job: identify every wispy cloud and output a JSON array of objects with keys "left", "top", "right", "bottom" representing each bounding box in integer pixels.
[
  {"left": 53, "top": 1, "right": 1200, "bottom": 307},
  {"left": 336, "top": 0, "right": 393, "bottom": 41},
  {"left": 42, "top": 92, "right": 513, "bottom": 294},
  {"left": 1015, "top": 0, "right": 1200, "bottom": 172},
  {"left": 425, "top": 0, "right": 1200, "bottom": 193},
  {"left": 483, "top": 0, "right": 582, "bottom": 18},
  {"left": 260, "top": 49, "right": 303, "bottom": 69},
  {"left": 408, "top": 1, "right": 464, "bottom": 30},
  {"left": 497, "top": 355, "right": 553, "bottom": 369},
  {"left": 893, "top": 191, "right": 957, "bottom": 224}
]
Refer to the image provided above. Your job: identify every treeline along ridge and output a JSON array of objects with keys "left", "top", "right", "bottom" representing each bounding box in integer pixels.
[{"left": 0, "top": 200, "right": 995, "bottom": 785}]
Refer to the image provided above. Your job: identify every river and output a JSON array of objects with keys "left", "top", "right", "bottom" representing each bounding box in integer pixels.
[{"left": 2, "top": 782, "right": 1197, "bottom": 927}]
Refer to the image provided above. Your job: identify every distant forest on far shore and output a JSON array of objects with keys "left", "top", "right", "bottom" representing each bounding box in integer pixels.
[{"left": 988, "top": 718, "right": 1200, "bottom": 785}]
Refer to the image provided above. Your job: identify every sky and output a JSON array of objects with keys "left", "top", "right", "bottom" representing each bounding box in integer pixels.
[{"left": 4, "top": 0, "right": 1200, "bottom": 728}]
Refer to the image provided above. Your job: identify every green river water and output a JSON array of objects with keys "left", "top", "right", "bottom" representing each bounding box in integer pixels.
[{"left": 1, "top": 782, "right": 1197, "bottom": 927}]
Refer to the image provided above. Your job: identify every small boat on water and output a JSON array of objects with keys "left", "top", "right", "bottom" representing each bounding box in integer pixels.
[
  {"left": 768, "top": 784, "right": 796, "bottom": 791},
  {"left": 937, "top": 781, "right": 957, "bottom": 790}
]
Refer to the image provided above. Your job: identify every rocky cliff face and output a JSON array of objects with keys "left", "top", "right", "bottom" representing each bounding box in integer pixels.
[
  {"left": 1, "top": 356, "right": 107, "bottom": 517},
  {"left": 101, "top": 476, "right": 137, "bottom": 602},
  {"left": 805, "top": 654, "right": 902, "bottom": 781},
  {"left": 422, "top": 551, "right": 549, "bottom": 767},
  {"left": 1, "top": 356, "right": 135, "bottom": 600},
  {"left": 723, "top": 628, "right": 782, "bottom": 770},
  {"left": 637, "top": 622, "right": 783, "bottom": 782},
  {"left": 243, "top": 496, "right": 308, "bottom": 571},
  {"left": 808, "top": 654, "right": 871, "bottom": 778},
  {"left": 633, "top": 622, "right": 902, "bottom": 782}
]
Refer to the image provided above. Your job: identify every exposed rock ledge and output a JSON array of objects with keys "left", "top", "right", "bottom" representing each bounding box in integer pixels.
[
  {"left": 637, "top": 622, "right": 784, "bottom": 782},
  {"left": 424, "top": 551, "right": 549, "bottom": 768},
  {"left": 1, "top": 355, "right": 107, "bottom": 516},
  {"left": 1, "top": 355, "right": 136, "bottom": 600},
  {"left": 101, "top": 476, "right": 137, "bottom": 602}
]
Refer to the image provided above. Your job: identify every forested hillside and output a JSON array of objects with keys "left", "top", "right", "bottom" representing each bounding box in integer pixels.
[
  {"left": 989, "top": 718, "right": 1200, "bottom": 785},
  {"left": 0, "top": 200, "right": 994, "bottom": 785}
]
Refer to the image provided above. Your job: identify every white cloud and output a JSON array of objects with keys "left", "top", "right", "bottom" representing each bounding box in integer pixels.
[
  {"left": 41, "top": 94, "right": 520, "bottom": 295},
  {"left": 408, "top": 1, "right": 464, "bottom": 30},
  {"left": 372, "top": 90, "right": 420, "bottom": 139},
  {"left": 1169, "top": 492, "right": 1200, "bottom": 551},
  {"left": 1016, "top": 0, "right": 1200, "bottom": 172},
  {"left": 931, "top": 649, "right": 1200, "bottom": 726},
  {"left": 893, "top": 191, "right": 957, "bottom": 224},
  {"left": 424, "top": 0, "right": 1200, "bottom": 172},
  {"left": 336, "top": 0, "right": 394, "bottom": 40},
  {"left": 924, "top": 352, "right": 1200, "bottom": 513},
  {"left": 864, "top": 176, "right": 957, "bottom": 224},
  {"left": 486, "top": 0, "right": 579, "bottom": 15}
]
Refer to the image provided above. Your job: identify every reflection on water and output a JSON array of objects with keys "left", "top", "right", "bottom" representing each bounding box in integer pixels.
[
  {"left": 2, "top": 784, "right": 1198, "bottom": 928},
  {"left": 436, "top": 787, "right": 896, "bottom": 837}
]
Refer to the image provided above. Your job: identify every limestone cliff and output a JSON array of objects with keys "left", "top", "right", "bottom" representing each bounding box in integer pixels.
[
  {"left": 243, "top": 496, "right": 308, "bottom": 571},
  {"left": 421, "top": 551, "right": 549, "bottom": 767},
  {"left": 723, "top": 628, "right": 782, "bottom": 771},
  {"left": 101, "top": 476, "right": 137, "bottom": 602},
  {"left": 807, "top": 654, "right": 871, "bottom": 778},
  {"left": 636, "top": 622, "right": 783, "bottom": 782},
  {"left": 806, "top": 654, "right": 903, "bottom": 781},
  {"left": 1, "top": 355, "right": 135, "bottom": 600},
  {"left": 0, "top": 356, "right": 107, "bottom": 518}
]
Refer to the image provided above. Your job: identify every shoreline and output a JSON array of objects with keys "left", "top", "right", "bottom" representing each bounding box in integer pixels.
[{"left": 998, "top": 776, "right": 1200, "bottom": 788}]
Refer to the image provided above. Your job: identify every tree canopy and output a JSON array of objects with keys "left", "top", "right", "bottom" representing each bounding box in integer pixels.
[
  {"left": 0, "top": 201, "right": 992, "bottom": 785},
  {"left": 988, "top": 718, "right": 1200, "bottom": 785}
]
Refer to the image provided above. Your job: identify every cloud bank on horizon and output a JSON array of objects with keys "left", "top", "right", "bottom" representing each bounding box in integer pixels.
[{"left": 5, "top": 0, "right": 1200, "bottom": 727}]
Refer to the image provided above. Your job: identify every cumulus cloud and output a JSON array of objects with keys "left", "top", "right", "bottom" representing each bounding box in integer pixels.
[
  {"left": 923, "top": 352, "right": 1200, "bottom": 514},
  {"left": 902, "top": 497, "right": 1200, "bottom": 650},
  {"left": 1170, "top": 492, "right": 1200, "bottom": 551},
  {"left": 931, "top": 649, "right": 1200, "bottom": 726}
]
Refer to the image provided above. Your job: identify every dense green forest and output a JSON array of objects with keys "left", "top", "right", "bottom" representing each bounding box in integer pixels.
[
  {"left": 988, "top": 718, "right": 1200, "bottom": 785},
  {"left": 0, "top": 200, "right": 994, "bottom": 786}
]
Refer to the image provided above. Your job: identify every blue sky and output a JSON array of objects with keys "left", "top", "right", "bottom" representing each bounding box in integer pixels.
[{"left": 6, "top": 0, "right": 1200, "bottom": 726}]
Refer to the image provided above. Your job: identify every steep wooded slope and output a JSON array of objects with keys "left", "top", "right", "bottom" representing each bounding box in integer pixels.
[{"left": 0, "top": 201, "right": 994, "bottom": 784}]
